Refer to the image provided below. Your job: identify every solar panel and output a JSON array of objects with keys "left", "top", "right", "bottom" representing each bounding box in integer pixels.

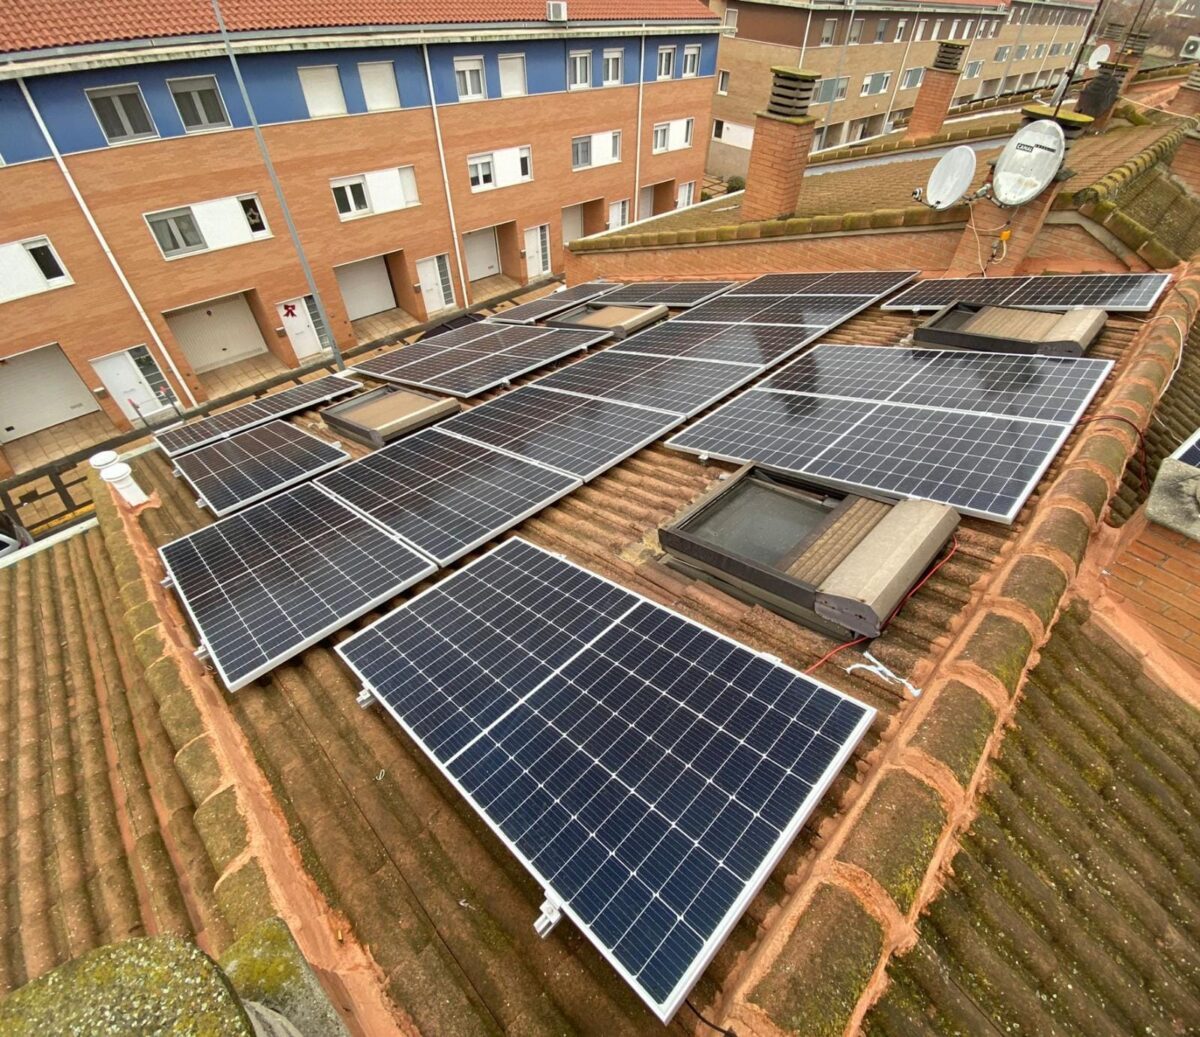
[
  {"left": 669, "top": 345, "right": 1113, "bottom": 522},
  {"left": 155, "top": 375, "right": 360, "bottom": 457},
  {"left": 316, "top": 427, "right": 579, "bottom": 564},
  {"left": 729, "top": 271, "right": 917, "bottom": 296},
  {"left": 160, "top": 483, "right": 434, "bottom": 691},
  {"left": 440, "top": 386, "right": 683, "bottom": 480},
  {"left": 882, "top": 273, "right": 1170, "bottom": 312},
  {"left": 726, "top": 273, "right": 843, "bottom": 296},
  {"left": 173, "top": 420, "right": 348, "bottom": 517},
  {"left": 489, "top": 282, "right": 621, "bottom": 324},
  {"left": 675, "top": 295, "right": 867, "bottom": 326},
  {"left": 336, "top": 537, "right": 874, "bottom": 1022},
  {"left": 1173, "top": 429, "right": 1200, "bottom": 467},
  {"left": 535, "top": 351, "right": 759, "bottom": 417},
  {"left": 613, "top": 322, "right": 822, "bottom": 366},
  {"left": 592, "top": 281, "right": 736, "bottom": 307}
]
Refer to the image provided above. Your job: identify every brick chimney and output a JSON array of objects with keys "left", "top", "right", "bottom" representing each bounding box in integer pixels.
[
  {"left": 1094, "top": 19, "right": 1126, "bottom": 56},
  {"left": 1170, "top": 67, "right": 1200, "bottom": 118},
  {"left": 904, "top": 42, "right": 968, "bottom": 141},
  {"left": 1076, "top": 60, "right": 1133, "bottom": 131},
  {"left": 740, "top": 67, "right": 819, "bottom": 222},
  {"left": 945, "top": 105, "right": 1093, "bottom": 276}
]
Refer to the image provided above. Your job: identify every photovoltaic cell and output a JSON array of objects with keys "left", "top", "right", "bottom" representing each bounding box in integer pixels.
[
  {"left": 726, "top": 273, "right": 844, "bottom": 296},
  {"left": 882, "top": 272, "right": 1171, "bottom": 312},
  {"left": 760, "top": 345, "right": 935, "bottom": 400},
  {"left": 417, "top": 329, "right": 610, "bottom": 397},
  {"left": 316, "top": 427, "right": 579, "bottom": 564},
  {"left": 880, "top": 277, "right": 1024, "bottom": 309},
  {"left": 489, "top": 282, "right": 621, "bottom": 324},
  {"left": 160, "top": 483, "right": 434, "bottom": 691},
  {"left": 614, "top": 322, "right": 822, "bottom": 366},
  {"left": 173, "top": 420, "right": 348, "bottom": 516},
  {"left": 155, "top": 375, "right": 359, "bottom": 456},
  {"left": 729, "top": 271, "right": 917, "bottom": 296},
  {"left": 1173, "top": 429, "right": 1200, "bottom": 468},
  {"left": 336, "top": 537, "right": 874, "bottom": 1022},
  {"left": 676, "top": 295, "right": 867, "bottom": 326},
  {"left": 593, "top": 281, "right": 736, "bottom": 307}
]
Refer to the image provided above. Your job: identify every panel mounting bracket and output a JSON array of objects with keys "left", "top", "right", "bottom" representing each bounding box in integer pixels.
[
  {"left": 356, "top": 687, "right": 375, "bottom": 709},
  {"left": 534, "top": 891, "right": 562, "bottom": 938},
  {"left": 194, "top": 644, "right": 210, "bottom": 661},
  {"left": 160, "top": 576, "right": 174, "bottom": 589}
]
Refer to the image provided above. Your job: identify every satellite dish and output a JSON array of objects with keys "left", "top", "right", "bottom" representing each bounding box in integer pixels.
[
  {"left": 991, "top": 119, "right": 1066, "bottom": 207},
  {"left": 925, "top": 146, "right": 977, "bottom": 209},
  {"left": 1087, "top": 43, "right": 1112, "bottom": 70}
]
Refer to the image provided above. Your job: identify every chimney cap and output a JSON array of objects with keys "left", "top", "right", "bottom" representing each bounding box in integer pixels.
[{"left": 768, "top": 66, "right": 820, "bottom": 82}]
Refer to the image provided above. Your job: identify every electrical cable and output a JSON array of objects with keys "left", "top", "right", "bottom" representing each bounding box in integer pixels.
[{"left": 684, "top": 998, "right": 738, "bottom": 1036}]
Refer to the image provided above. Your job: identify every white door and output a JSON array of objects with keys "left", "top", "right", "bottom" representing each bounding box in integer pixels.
[
  {"left": 91, "top": 348, "right": 174, "bottom": 423},
  {"left": 416, "top": 255, "right": 455, "bottom": 315},
  {"left": 277, "top": 297, "right": 325, "bottom": 359},
  {"left": 167, "top": 294, "right": 268, "bottom": 374},
  {"left": 609, "top": 199, "right": 629, "bottom": 229},
  {"left": 562, "top": 204, "right": 583, "bottom": 244},
  {"left": 463, "top": 227, "right": 501, "bottom": 281},
  {"left": 0, "top": 343, "right": 100, "bottom": 443},
  {"left": 524, "top": 224, "right": 551, "bottom": 279},
  {"left": 335, "top": 256, "right": 396, "bottom": 321},
  {"left": 638, "top": 185, "right": 654, "bottom": 220}
]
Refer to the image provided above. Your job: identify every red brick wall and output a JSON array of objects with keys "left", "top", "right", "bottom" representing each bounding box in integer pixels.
[
  {"left": 904, "top": 69, "right": 961, "bottom": 141},
  {"left": 1170, "top": 86, "right": 1200, "bottom": 119},
  {"left": 741, "top": 115, "right": 813, "bottom": 222}
]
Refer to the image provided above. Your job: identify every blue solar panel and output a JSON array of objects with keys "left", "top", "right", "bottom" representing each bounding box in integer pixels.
[
  {"left": 337, "top": 538, "right": 874, "bottom": 1021},
  {"left": 1175, "top": 431, "right": 1200, "bottom": 468}
]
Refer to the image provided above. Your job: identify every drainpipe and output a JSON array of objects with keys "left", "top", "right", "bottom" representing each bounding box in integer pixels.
[
  {"left": 798, "top": 6, "right": 813, "bottom": 67},
  {"left": 422, "top": 41, "right": 471, "bottom": 307},
  {"left": 17, "top": 78, "right": 199, "bottom": 408},
  {"left": 210, "top": 0, "right": 343, "bottom": 370},
  {"left": 634, "top": 25, "right": 646, "bottom": 222}
]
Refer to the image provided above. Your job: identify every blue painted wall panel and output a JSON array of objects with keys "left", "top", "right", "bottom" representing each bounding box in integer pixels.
[{"left": 0, "top": 81, "right": 52, "bottom": 163}]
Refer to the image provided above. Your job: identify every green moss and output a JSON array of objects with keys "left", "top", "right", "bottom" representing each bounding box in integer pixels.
[
  {"left": 215, "top": 858, "right": 276, "bottom": 938},
  {"left": 811, "top": 214, "right": 843, "bottom": 234},
  {"left": 749, "top": 883, "right": 883, "bottom": 1036},
  {"left": 175, "top": 734, "right": 224, "bottom": 806},
  {"left": 1052, "top": 468, "right": 1111, "bottom": 521},
  {"left": 911, "top": 680, "right": 998, "bottom": 788},
  {"left": 869, "top": 208, "right": 907, "bottom": 229},
  {"left": 1000, "top": 555, "right": 1068, "bottom": 630},
  {"left": 1034, "top": 507, "right": 1092, "bottom": 569},
  {"left": 843, "top": 211, "right": 873, "bottom": 230},
  {"left": 695, "top": 227, "right": 718, "bottom": 242},
  {"left": 144, "top": 656, "right": 206, "bottom": 749},
  {"left": 1137, "top": 237, "right": 1182, "bottom": 269},
  {"left": 195, "top": 786, "right": 251, "bottom": 874},
  {"left": 1074, "top": 432, "right": 1132, "bottom": 483},
  {"left": 961, "top": 612, "right": 1034, "bottom": 695},
  {"left": 784, "top": 216, "right": 812, "bottom": 235}
]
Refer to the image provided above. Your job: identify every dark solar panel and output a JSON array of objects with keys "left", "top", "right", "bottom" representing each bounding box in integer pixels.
[
  {"left": 316, "top": 428, "right": 579, "bottom": 564},
  {"left": 675, "top": 295, "right": 866, "bottom": 326},
  {"left": 489, "top": 282, "right": 621, "bottom": 324},
  {"left": 883, "top": 273, "right": 1170, "bottom": 312},
  {"left": 160, "top": 483, "right": 434, "bottom": 691},
  {"left": 614, "top": 322, "right": 821, "bottom": 366},
  {"left": 441, "top": 386, "right": 682, "bottom": 480},
  {"left": 726, "top": 273, "right": 843, "bottom": 296},
  {"left": 728, "top": 271, "right": 916, "bottom": 296},
  {"left": 761, "top": 345, "right": 934, "bottom": 399},
  {"left": 1175, "top": 431, "right": 1200, "bottom": 467},
  {"left": 173, "top": 420, "right": 347, "bottom": 516},
  {"left": 155, "top": 375, "right": 359, "bottom": 456},
  {"left": 880, "top": 277, "right": 1029, "bottom": 310},
  {"left": 593, "top": 281, "right": 736, "bottom": 307},
  {"left": 337, "top": 537, "right": 874, "bottom": 1022}
]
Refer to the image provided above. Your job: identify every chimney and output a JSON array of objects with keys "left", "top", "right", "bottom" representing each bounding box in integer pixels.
[
  {"left": 1076, "top": 59, "right": 1133, "bottom": 130},
  {"left": 945, "top": 105, "right": 1093, "bottom": 277},
  {"left": 1170, "top": 67, "right": 1200, "bottom": 119},
  {"left": 904, "top": 41, "right": 968, "bottom": 141},
  {"left": 740, "top": 67, "right": 819, "bottom": 222},
  {"left": 1095, "top": 19, "right": 1126, "bottom": 53}
]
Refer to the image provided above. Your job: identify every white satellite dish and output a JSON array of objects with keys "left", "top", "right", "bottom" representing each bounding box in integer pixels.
[
  {"left": 925, "top": 146, "right": 977, "bottom": 209},
  {"left": 1087, "top": 42, "right": 1112, "bottom": 70},
  {"left": 991, "top": 119, "right": 1066, "bottom": 207}
]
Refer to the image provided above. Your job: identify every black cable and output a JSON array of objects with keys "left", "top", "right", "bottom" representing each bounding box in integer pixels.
[{"left": 685, "top": 999, "right": 738, "bottom": 1036}]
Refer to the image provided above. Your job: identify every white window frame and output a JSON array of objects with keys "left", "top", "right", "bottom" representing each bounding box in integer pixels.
[
  {"left": 467, "top": 154, "right": 496, "bottom": 191},
  {"left": 358, "top": 61, "right": 401, "bottom": 111},
  {"left": 814, "top": 76, "right": 848, "bottom": 103},
  {"left": 611, "top": 131, "right": 622, "bottom": 160},
  {"left": 145, "top": 207, "right": 206, "bottom": 259},
  {"left": 602, "top": 48, "right": 624, "bottom": 86},
  {"left": 609, "top": 198, "right": 629, "bottom": 228},
  {"left": 860, "top": 71, "right": 891, "bottom": 97},
  {"left": 454, "top": 57, "right": 487, "bottom": 101},
  {"left": 683, "top": 117, "right": 693, "bottom": 146},
  {"left": 568, "top": 50, "right": 592, "bottom": 90},
  {"left": 498, "top": 53, "right": 527, "bottom": 98},
  {"left": 297, "top": 65, "right": 347, "bottom": 118},
  {"left": 677, "top": 181, "right": 695, "bottom": 207},
  {"left": 995, "top": 46, "right": 1011, "bottom": 61},
  {"left": 167, "top": 75, "right": 230, "bottom": 133},
  {"left": 85, "top": 83, "right": 158, "bottom": 145},
  {"left": 331, "top": 175, "right": 372, "bottom": 219},
  {"left": 682, "top": 45, "right": 701, "bottom": 78},
  {"left": 571, "top": 135, "right": 592, "bottom": 169},
  {"left": 900, "top": 67, "right": 924, "bottom": 90},
  {"left": 848, "top": 18, "right": 864, "bottom": 44},
  {"left": 657, "top": 47, "right": 676, "bottom": 80},
  {"left": 964, "top": 60, "right": 984, "bottom": 79},
  {"left": 237, "top": 194, "right": 270, "bottom": 237},
  {"left": 518, "top": 146, "right": 534, "bottom": 181},
  {"left": 717, "top": 68, "right": 730, "bottom": 94},
  {"left": 949, "top": 19, "right": 960, "bottom": 38},
  {"left": 874, "top": 19, "right": 889, "bottom": 43},
  {"left": 820, "top": 18, "right": 837, "bottom": 45},
  {"left": 1016, "top": 44, "right": 1030, "bottom": 59},
  {"left": 722, "top": 8, "right": 738, "bottom": 29},
  {"left": 932, "top": 19, "right": 944, "bottom": 37},
  {"left": 20, "top": 237, "right": 72, "bottom": 289},
  {"left": 895, "top": 19, "right": 907, "bottom": 41},
  {"left": 712, "top": 118, "right": 724, "bottom": 139},
  {"left": 916, "top": 18, "right": 928, "bottom": 41},
  {"left": 652, "top": 123, "right": 669, "bottom": 152}
]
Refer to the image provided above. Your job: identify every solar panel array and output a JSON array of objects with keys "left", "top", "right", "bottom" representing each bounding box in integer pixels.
[
  {"left": 592, "top": 281, "right": 736, "bottom": 308},
  {"left": 488, "top": 282, "right": 622, "bottom": 324},
  {"left": 1173, "top": 429, "right": 1200, "bottom": 468},
  {"left": 669, "top": 345, "right": 1113, "bottom": 523},
  {"left": 155, "top": 375, "right": 360, "bottom": 457},
  {"left": 160, "top": 483, "right": 435, "bottom": 690},
  {"left": 336, "top": 537, "right": 875, "bottom": 1021},
  {"left": 729, "top": 270, "right": 920, "bottom": 297},
  {"left": 354, "top": 325, "right": 610, "bottom": 397},
  {"left": 174, "top": 420, "right": 348, "bottom": 516},
  {"left": 882, "top": 272, "right": 1171, "bottom": 312}
]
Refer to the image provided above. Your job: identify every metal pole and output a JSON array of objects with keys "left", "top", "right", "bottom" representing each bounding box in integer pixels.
[
  {"left": 209, "top": 0, "right": 344, "bottom": 370},
  {"left": 1052, "top": 0, "right": 1105, "bottom": 116}
]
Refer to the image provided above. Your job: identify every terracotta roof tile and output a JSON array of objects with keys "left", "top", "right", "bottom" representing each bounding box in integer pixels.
[{"left": 0, "top": 0, "right": 716, "bottom": 54}]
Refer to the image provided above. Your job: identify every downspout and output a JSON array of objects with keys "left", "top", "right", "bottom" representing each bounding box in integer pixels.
[
  {"left": 798, "top": 6, "right": 813, "bottom": 67},
  {"left": 882, "top": 14, "right": 918, "bottom": 130},
  {"left": 422, "top": 41, "right": 471, "bottom": 307},
  {"left": 634, "top": 25, "right": 646, "bottom": 222},
  {"left": 17, "top": 78, "right": 199, "bottom": 408}
]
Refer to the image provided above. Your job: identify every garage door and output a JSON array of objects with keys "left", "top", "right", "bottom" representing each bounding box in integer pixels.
[
  {"left": 335, "top": 256, "right": 396, "bottom": 320},
  {"left": 0, "top": 344, "right": 101, "bottom": 443},
  {"left": 167, "top": 294, "right": 268, "bottom": 374},
  {"left": 463, "top": 228, "right": 501, "bottom": 282}
]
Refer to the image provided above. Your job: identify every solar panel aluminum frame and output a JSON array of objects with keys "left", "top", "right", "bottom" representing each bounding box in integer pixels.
[
  {"left": 159, "top": 483, "right": 437, "bottom": 692},
  {"left": 337, "top": 538, "right": 876, "bottom": 1022}
]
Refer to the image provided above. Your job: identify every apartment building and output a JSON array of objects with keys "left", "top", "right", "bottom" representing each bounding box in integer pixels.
[
  {"left": 0, "top": 0, "right": 717, "bottom": 473},
  {"left": 707, "top": 0, "right": 1095, "bottom": 176}
]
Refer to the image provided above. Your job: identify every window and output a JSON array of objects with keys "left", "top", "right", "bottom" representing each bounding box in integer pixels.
[
  {"left": 932, "top": 19, "right": 943, "bottom": 37},
  {"left": 86, "top": 84, "right": 156, "bottom": 144},
  {"left": 717, "top": 69, "right": 730, "bottom": 94},
  {"left": 499, "top": 54, "right": 526, "bottom": 97},
  {"left": 848, "top": 18, "right": 864, "bottom": 44},
  {"left": 298, "top": 66, "right": 347, "bottom": 117},
  {"left": 821, "top": 18, "right": 837, "bottom": 45},
  {"left": 677, "top": 181, "right": 695, "bottom": 208},
  {"left": 964, "top": 60, "right": 984, "bottom": 79},
  {"left": 964, "top": 19, "right": 974, "bottom": 38},
  {"left": 22, "top": 238, "right": 69, "bottom": 286},
  {"left": 609, "top": 198, "right": 629, "bottom": 228},
  {"left": 860, "top": 71, "right": 891, "bottom": 96},
  {"left": 874, "top": 19, "right": 889, "bottom": 43},
  {"left": 949, "top": 20, "right": 960, "bottom": 38},
  {"left": 518, "top": 146, "right": 533, "bottom": 180},
  {"left": 1049, "top": 42, "right": 1063, "bottom": 56},
  {"left": 398, "top": 166, "right": 419, "bottom": 206},
  {"left": 168, "top": 76, "right": 229, "bottom": 132},
  {"left": 682, "top": 45, "right": 701, "bottom": 78},
  {"left": 813, "top": 76, "right": 848, "bottom": 103},
  {"left": 722, "top": 8, "right": 738, "bottom": 28},
  {"left": 454, "top": 57, "right": 486, "bottom": 100},
  {"left": 895, "top": 19, "right": 907, "bottom": 40},
  {"left": 1016, "top": 44, "right": 1029, "bottom": 59},
  {"left": 1065, "top": 42, "right": 1075, "bottom": 56},
  {"left": 712, "top": 118, "right": 724, "bottom": 139},
  {"left": 468, "top": 155, "right": 495, "bottom": 190},
  {"left": 995, "top": 46, "right": 1011, "bottom": 61},
  {"left": 652, "top": 123, "right": 669, "bottom": 152},
  {"left": 900, "top": 67, "right": 923, "bottom": 90},
  {"left": 239, "top": 196, "right": 269, "bottom": 236},
  {"left": 359, "top": 62, "right": 401, "bottom": 111},
  {"left": 611, "top": 131, "right": 622, "bottom": 159},
  {"left": 571, "top": 135, "right": 592, "bottom": 169},
  {"left": 148, "top": 208, "right": 205, "bottom": 257},
  {"left": 603, "top": 49, "right": 624, "bottom": 85},
  {"left": 915, "top": 19, "right": 928, "bottom": 41},
  {"left": 657, "top": 47, "right": 675, "bottom": 79},
  {"left": 568, "top": 50, "right": 592, "bottom": 89},
  {"left": 1034, "top": 43, "right": 1047, "bottom": 58},
  {"left": 683, "top": 117, "right": 693, "bottom": 145},
  {"left": 331, "top": 176, "right": 370, "bottom": 217}
]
